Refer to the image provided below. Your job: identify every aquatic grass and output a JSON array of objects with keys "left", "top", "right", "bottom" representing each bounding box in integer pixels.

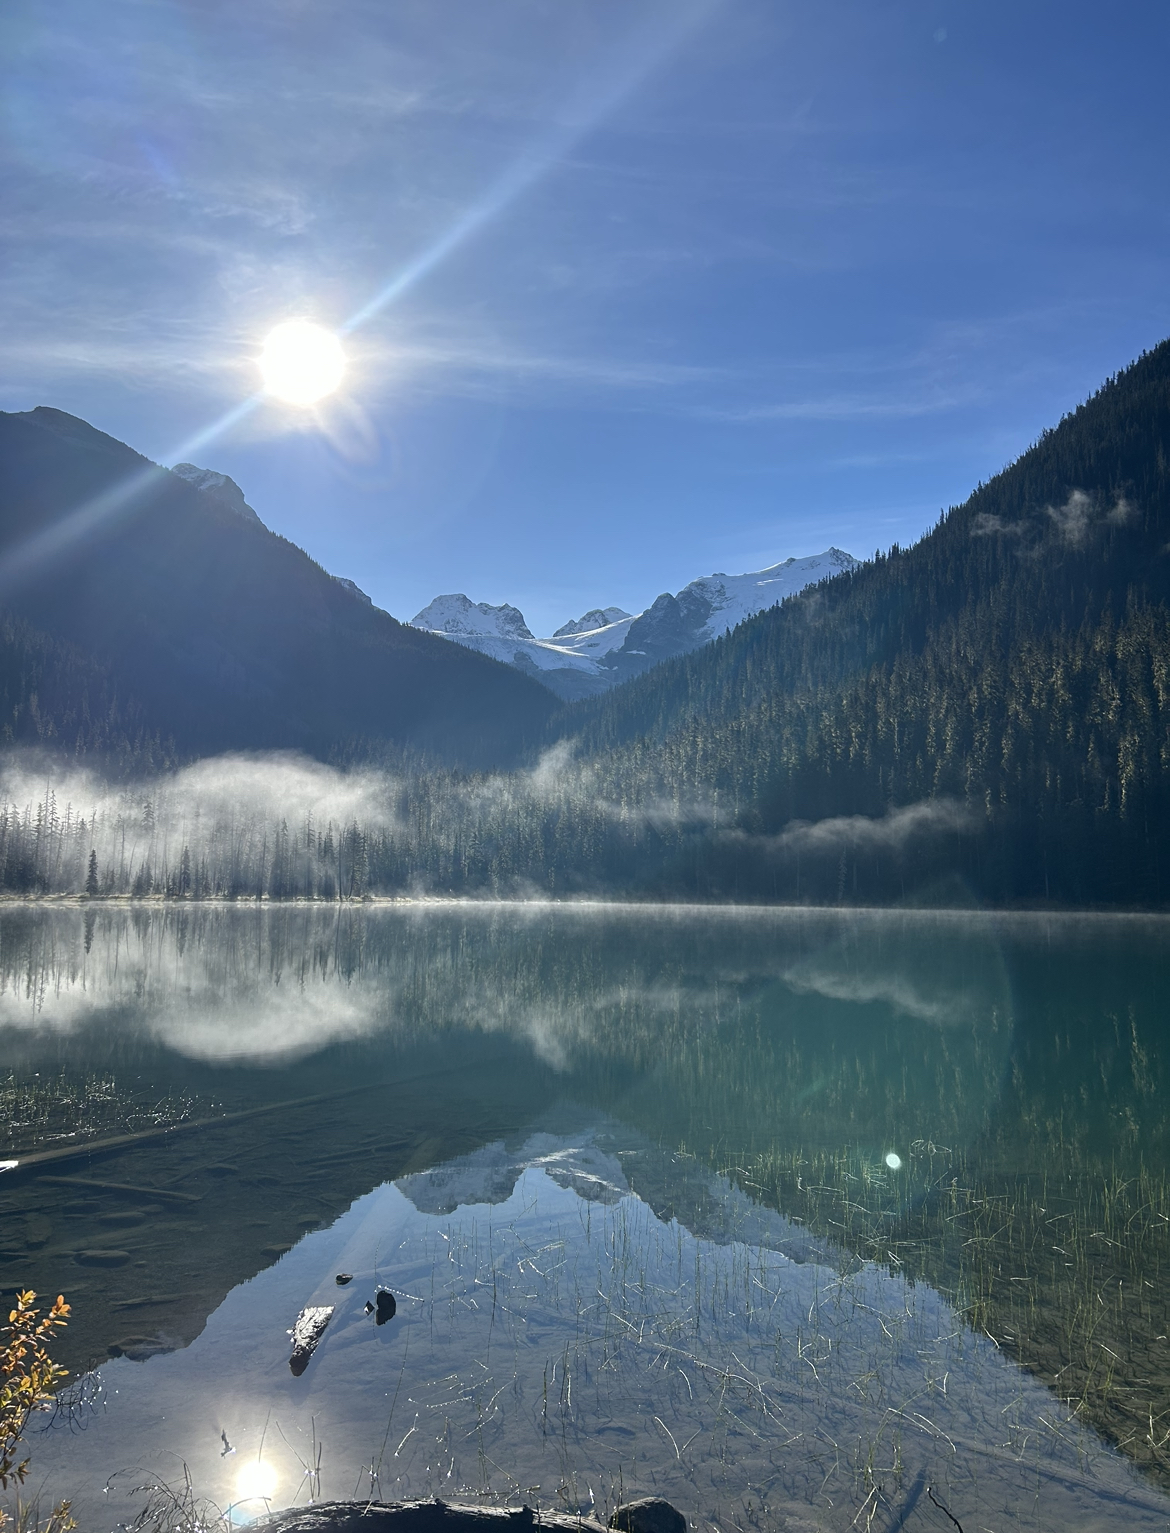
[
  {"left": 0, "top": 1070, "right": 212, "bottom": 1157},
  {"left": 106, "top": 1463, "right": 228, "bottom": 1533},
  {"left": 724, "top": 1139, "right": 1170, "bottom": 1489},
  {"left": 305, "top": 1162, "right": 1143, "bottom": 1531}
]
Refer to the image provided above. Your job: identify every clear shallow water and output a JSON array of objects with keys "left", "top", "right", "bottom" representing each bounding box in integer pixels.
[{"left": 3, "top": 904, "right": 1170, "bottom": 1531}]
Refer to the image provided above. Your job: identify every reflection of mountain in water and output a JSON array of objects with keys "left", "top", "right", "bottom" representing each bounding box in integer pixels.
[
  {"left": 396, "top": 1122, "right": 837, "bottom": 1268},
  {"left": 5, "top": 905, "right": 1170, "bottom": 1489},
  {"left": 398, "top": 1135, "right": 629, "bottom": 1213}
]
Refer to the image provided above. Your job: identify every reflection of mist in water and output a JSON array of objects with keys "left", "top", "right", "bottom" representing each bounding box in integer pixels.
[
  {"left": 0, "top": 906, "right": 388, "bottom": 1063},
  {"left": 0, "top": 902, "right": 1012, "bottom": 1067},
  {"left": 28, "top": 1124, "right": 1170, "bottom": 1533},
  {"left": 0, "top": 904, "right": 1016, "bottom": 1202},
  {"left": 784, "top": 913, "right": 1012, "bottom": 1031}
]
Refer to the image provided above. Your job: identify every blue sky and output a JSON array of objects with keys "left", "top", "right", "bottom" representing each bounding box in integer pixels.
[{"left": 2, "top": 0, "right": 1168, "bottom": 637}]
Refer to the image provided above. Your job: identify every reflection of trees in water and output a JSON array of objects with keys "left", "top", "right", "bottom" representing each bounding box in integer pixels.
[
  {"left": 701, "top": 935, "right": 1170, "bottom": 1491},
  {"left": 5, "top": 905, "right": 1170, "bottom": 1487}
]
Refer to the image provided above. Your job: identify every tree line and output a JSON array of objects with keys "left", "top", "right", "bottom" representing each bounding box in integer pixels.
[{"left": 4, "top": 340, "right": 1170, "bottom": 905}]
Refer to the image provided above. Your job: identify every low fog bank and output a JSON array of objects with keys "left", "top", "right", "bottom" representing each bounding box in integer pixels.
[{"left": 0, "top": 745, "right": 987, "bottom": 903}]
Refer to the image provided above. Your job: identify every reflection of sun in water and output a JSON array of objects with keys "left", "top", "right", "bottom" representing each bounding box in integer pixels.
[
  {"left": 884, "top": 1151, "right": 903, "bottom": 1170},
  {"left": 260, "top": 320, "right": 345, "bottom": 406},
  {"left": 235, "top": 1460, "right": 278, "bottom": 1504}
]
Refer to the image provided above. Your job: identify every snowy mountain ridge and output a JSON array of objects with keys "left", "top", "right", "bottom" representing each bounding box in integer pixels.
[
  {"left": 170, "top": 462, "right": 264, "bottom": 526},
  {"left": 412, "top": 592, "right": 536, "bottom": 642},
  {"left": 411, "top": 548, "right": 860, "bottom": 700},
  {"left": 554, "top": 606, "right": 632, "bottom": 637}
]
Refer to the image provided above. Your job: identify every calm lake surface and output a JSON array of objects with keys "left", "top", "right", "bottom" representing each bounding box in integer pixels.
[{"left": 4, "top": 903, "right": 1170, "bottom": 1532}]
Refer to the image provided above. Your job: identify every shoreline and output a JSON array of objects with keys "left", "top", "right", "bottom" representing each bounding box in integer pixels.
[{"left": 0, "top": 892, "right": 1168, "bottom": 917}]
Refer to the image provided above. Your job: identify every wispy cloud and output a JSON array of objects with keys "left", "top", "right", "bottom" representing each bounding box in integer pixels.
[
  {"left": 702, "top": 390, "right": 975, "bottom": 424},
  {"left": 971, "top": 489, "right": 1138, "bottom": 549}
]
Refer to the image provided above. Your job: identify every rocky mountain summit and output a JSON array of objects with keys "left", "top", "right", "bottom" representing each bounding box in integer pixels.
[
  {"left": 413, "top": 593, "right": 538, "bottom": 642},
  {"left": 554, "top": 606, "right": 632, "bottom": 637},
  {"left": 410, "top": 549, "right": 860, "bottom": 699},
  {"left": 170, "top": 462, "right": 263, "bottom": 525}
]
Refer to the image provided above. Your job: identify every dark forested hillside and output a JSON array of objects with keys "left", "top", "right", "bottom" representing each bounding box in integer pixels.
[
  {"left": 572, "top": 342, "right": 1170, "bottom": 755},
  {"left": 0, "top": 610, "right": 176, "bottom": 774},
  {"left": 542, "top": 338, "right": 1170, "bottom": 903},
  {"left": 0, "top": 407, "right": 555, "bottom": 768}
]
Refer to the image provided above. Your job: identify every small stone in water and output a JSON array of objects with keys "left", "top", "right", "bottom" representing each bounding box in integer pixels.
[
  {"left": 364, "top": 1301, "right": 375, "bottom": 1315},
  {"left": 335, "top": 1272, "right": 353, "bottom": 1285}
]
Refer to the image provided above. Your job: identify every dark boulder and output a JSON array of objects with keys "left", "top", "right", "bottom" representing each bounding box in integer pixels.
[{"left": 609, "top": 1501, "right": 686, "bottom": 1533}]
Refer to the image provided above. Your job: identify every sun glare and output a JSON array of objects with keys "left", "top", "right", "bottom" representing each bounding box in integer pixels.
[
  {"left": 260, "top": 320, "right": 345, "bottom": 407},
  {"left": 234, "top": 1460, "right": 278, "bottom": 1505}
]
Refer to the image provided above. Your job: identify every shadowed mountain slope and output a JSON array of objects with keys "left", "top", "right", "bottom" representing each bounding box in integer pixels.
[
  {"left": 0, "top": 408, "right": 555, "bottom": 767},
  {"left": 542, "top": 339, "right": 1170, "bottom": 902}
]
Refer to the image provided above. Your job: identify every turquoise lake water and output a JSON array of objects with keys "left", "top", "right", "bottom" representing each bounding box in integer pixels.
[{"left": 3, "top": 903, "right": 1170, "bottom": 1532}]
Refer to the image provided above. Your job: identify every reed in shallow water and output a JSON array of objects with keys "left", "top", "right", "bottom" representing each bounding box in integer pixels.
[{"left": 726, "top": 1138, "right": 1170, "bottom": 1487}]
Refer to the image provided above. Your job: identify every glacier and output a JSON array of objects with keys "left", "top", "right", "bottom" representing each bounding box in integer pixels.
[{"left": 411, "top": 548, "right": 859, "bottom": 699}]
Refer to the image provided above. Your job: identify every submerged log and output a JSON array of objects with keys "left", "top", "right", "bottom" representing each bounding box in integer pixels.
[
  {"left": 257, "top": 1500, "right": 672, "bottom": 1533},
  {"left": 42, "top": 1174, "right": 202, "bottom": 1204},
  {"left": 288, "top": 1305, "right": 334, "bottom": 1376}
]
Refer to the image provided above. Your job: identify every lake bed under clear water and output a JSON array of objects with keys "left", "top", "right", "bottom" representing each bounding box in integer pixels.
[{"left": 3, "top": 903, "right": 1170, "bottom": 1532}]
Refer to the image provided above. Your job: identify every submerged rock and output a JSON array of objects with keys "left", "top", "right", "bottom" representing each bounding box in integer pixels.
[
  {"left": 609, "top": 1501, "right": 686, "bottom": 1533},
  {"left": 76, "top": 1248, "right": 131, "bottom": 1267},
  {"left": 288, "top": 1305, "right": 334, "bottom": 1376},
  {"left": 25, "top": 1213, "right": 52, "bottom": 1246},
  {"left": 335, "top": 1273, "right": 353, "bottom": 1286}
]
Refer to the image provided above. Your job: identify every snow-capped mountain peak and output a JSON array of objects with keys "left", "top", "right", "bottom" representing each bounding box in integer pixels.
[
  {"left": 553, "top": 606, "right": 632, "bottom": 638},
  {"left": 410, "top": 547, "right": 859, "bottom": 700},
  {"left": 683, "top": 548, "right": 859, "bottom": 643},
  {"left": 412, "top": 593, "right": 535, "bottom": 642}
]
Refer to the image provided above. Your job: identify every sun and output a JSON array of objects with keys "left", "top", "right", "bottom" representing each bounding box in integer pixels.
[{"left": 260, "top": 319, "right": 346, "bottom": 406}]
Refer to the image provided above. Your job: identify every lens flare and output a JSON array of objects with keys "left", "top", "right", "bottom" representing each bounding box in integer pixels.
[
  {"left": 260, "top": 320, "right": 345, "bottom": 406},
  {"left": 884, "top": 1151, "right": 903, "bottom": 1171}
]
